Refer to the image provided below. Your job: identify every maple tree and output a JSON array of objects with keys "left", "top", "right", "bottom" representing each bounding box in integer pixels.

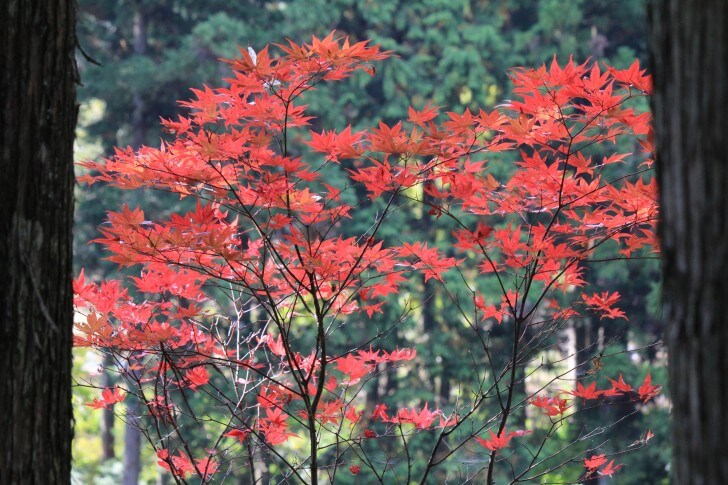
[{"left": 75, "top": 32, "right": 660, "bottom": 483}]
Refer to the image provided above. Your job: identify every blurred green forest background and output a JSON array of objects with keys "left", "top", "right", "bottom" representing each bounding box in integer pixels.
[{"left": 73, "top": 1, "right": 666, "bottom": 483}]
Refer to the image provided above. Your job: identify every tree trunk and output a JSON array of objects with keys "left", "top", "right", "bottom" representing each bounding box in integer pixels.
[
  {"left": 100, "top": 354, "right": 116, "bottom": 461},
  {"left": 130, "top": 9, "right": 147, "bottom": 149},
  {"left": 122, "top": 10, "right": 148, "bottom": 484},
  {"left": 122, "top": 395, "right": 142, "bottom": 485},
  {"left": 0, "top": 0, "right": 77, "bottom": 483},
  {"left": 649, "top": 1, "right": 728, "bottom": 483}
]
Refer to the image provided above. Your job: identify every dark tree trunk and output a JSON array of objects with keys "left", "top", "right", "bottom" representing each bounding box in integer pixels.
[
  {"left": 649, "top": 1, "right": 728, "bottom": 484},
  {"left": 0, "top": 0, "right": 77, "bottom": 483}
]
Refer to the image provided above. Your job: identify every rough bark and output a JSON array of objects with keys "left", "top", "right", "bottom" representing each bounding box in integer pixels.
[
  {"left": 649, "top": 1, "right": 728, "bottom": 483},
  {"left": 0, "top": 0, "right": 77, "bottom": 483}
]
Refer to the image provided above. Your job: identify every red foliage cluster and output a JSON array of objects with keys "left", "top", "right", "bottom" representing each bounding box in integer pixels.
[{"left": 75, "top": 32, "right": 658, "bottom": 483}]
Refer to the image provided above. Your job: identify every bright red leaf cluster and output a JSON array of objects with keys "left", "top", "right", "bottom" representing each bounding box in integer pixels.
[{"left": 75, "top": 32, "right": 659, "bottom": 483}]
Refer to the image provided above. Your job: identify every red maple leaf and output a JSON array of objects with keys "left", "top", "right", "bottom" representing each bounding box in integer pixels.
[
  {"left": 194, "top": 456, "right": 219, "bottom": 480},
  {"left": 356, "top": 347, "right": 382, "bottom": 363},
  {"left": 344, "top": 406, "right": 362, "bottom": 423},
  {"left": 259, "top": 408, "right": 298, "bottom": 445},
  {"left": 156, "top": 449, "right": 195, "bottom": 479},
  {"left": 313, "top": 400, "right": 342, "bottom": 426},
  {"left": 607, "top": 373, "right": 633, "bottom": 394},
  {"left": 474, "top": 294, "right": 503, "bottom": 324},
  {"left": 582, "top": 291, "right": 627, "bottom": 320},
  {"left": 530, "top": 395, "right": 570, "bottom": 416},
  {"left": 475, "top": 429, "right": 514, "bottom": 452},
  {"left": 386, "top": 347, "right": 417, "bottom": 362},
  {"left": 395, "top": 403, "right": 439, "bottom": 429},
  {"left": 609, "top": 59, "right": 651, "bottom": 93},
  {"left": 372, "top": 403, "right": 389, "bottom": 421},
  {"left": 86, "top": 387, "right": 126, "bottom": 410},
  {"left": 407, "top": 103, "right": 440, "bottom": 125},
  {"left": 335, "top": 354, "right": 373, "bottom": 383},
  {"left": 567, "top": 381, "right": 602, "bottom": 401},
  {"left": 185, "top": 367, "right": 210, "bottom": 389},
  {"left": 599, "top": 459, "right": 623, "bottom": 477},
  {"left": 584, "top": 454, "right": 607, "bottom": 471},
  {"left": 637, "top": 372, "right": 661, "bottom": 403},
  {"left": 223, "top": 428, "right": 249, "bottom": 443},
  {"left": 266, "top": 333, "right": 286, "bottom": 357}
]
